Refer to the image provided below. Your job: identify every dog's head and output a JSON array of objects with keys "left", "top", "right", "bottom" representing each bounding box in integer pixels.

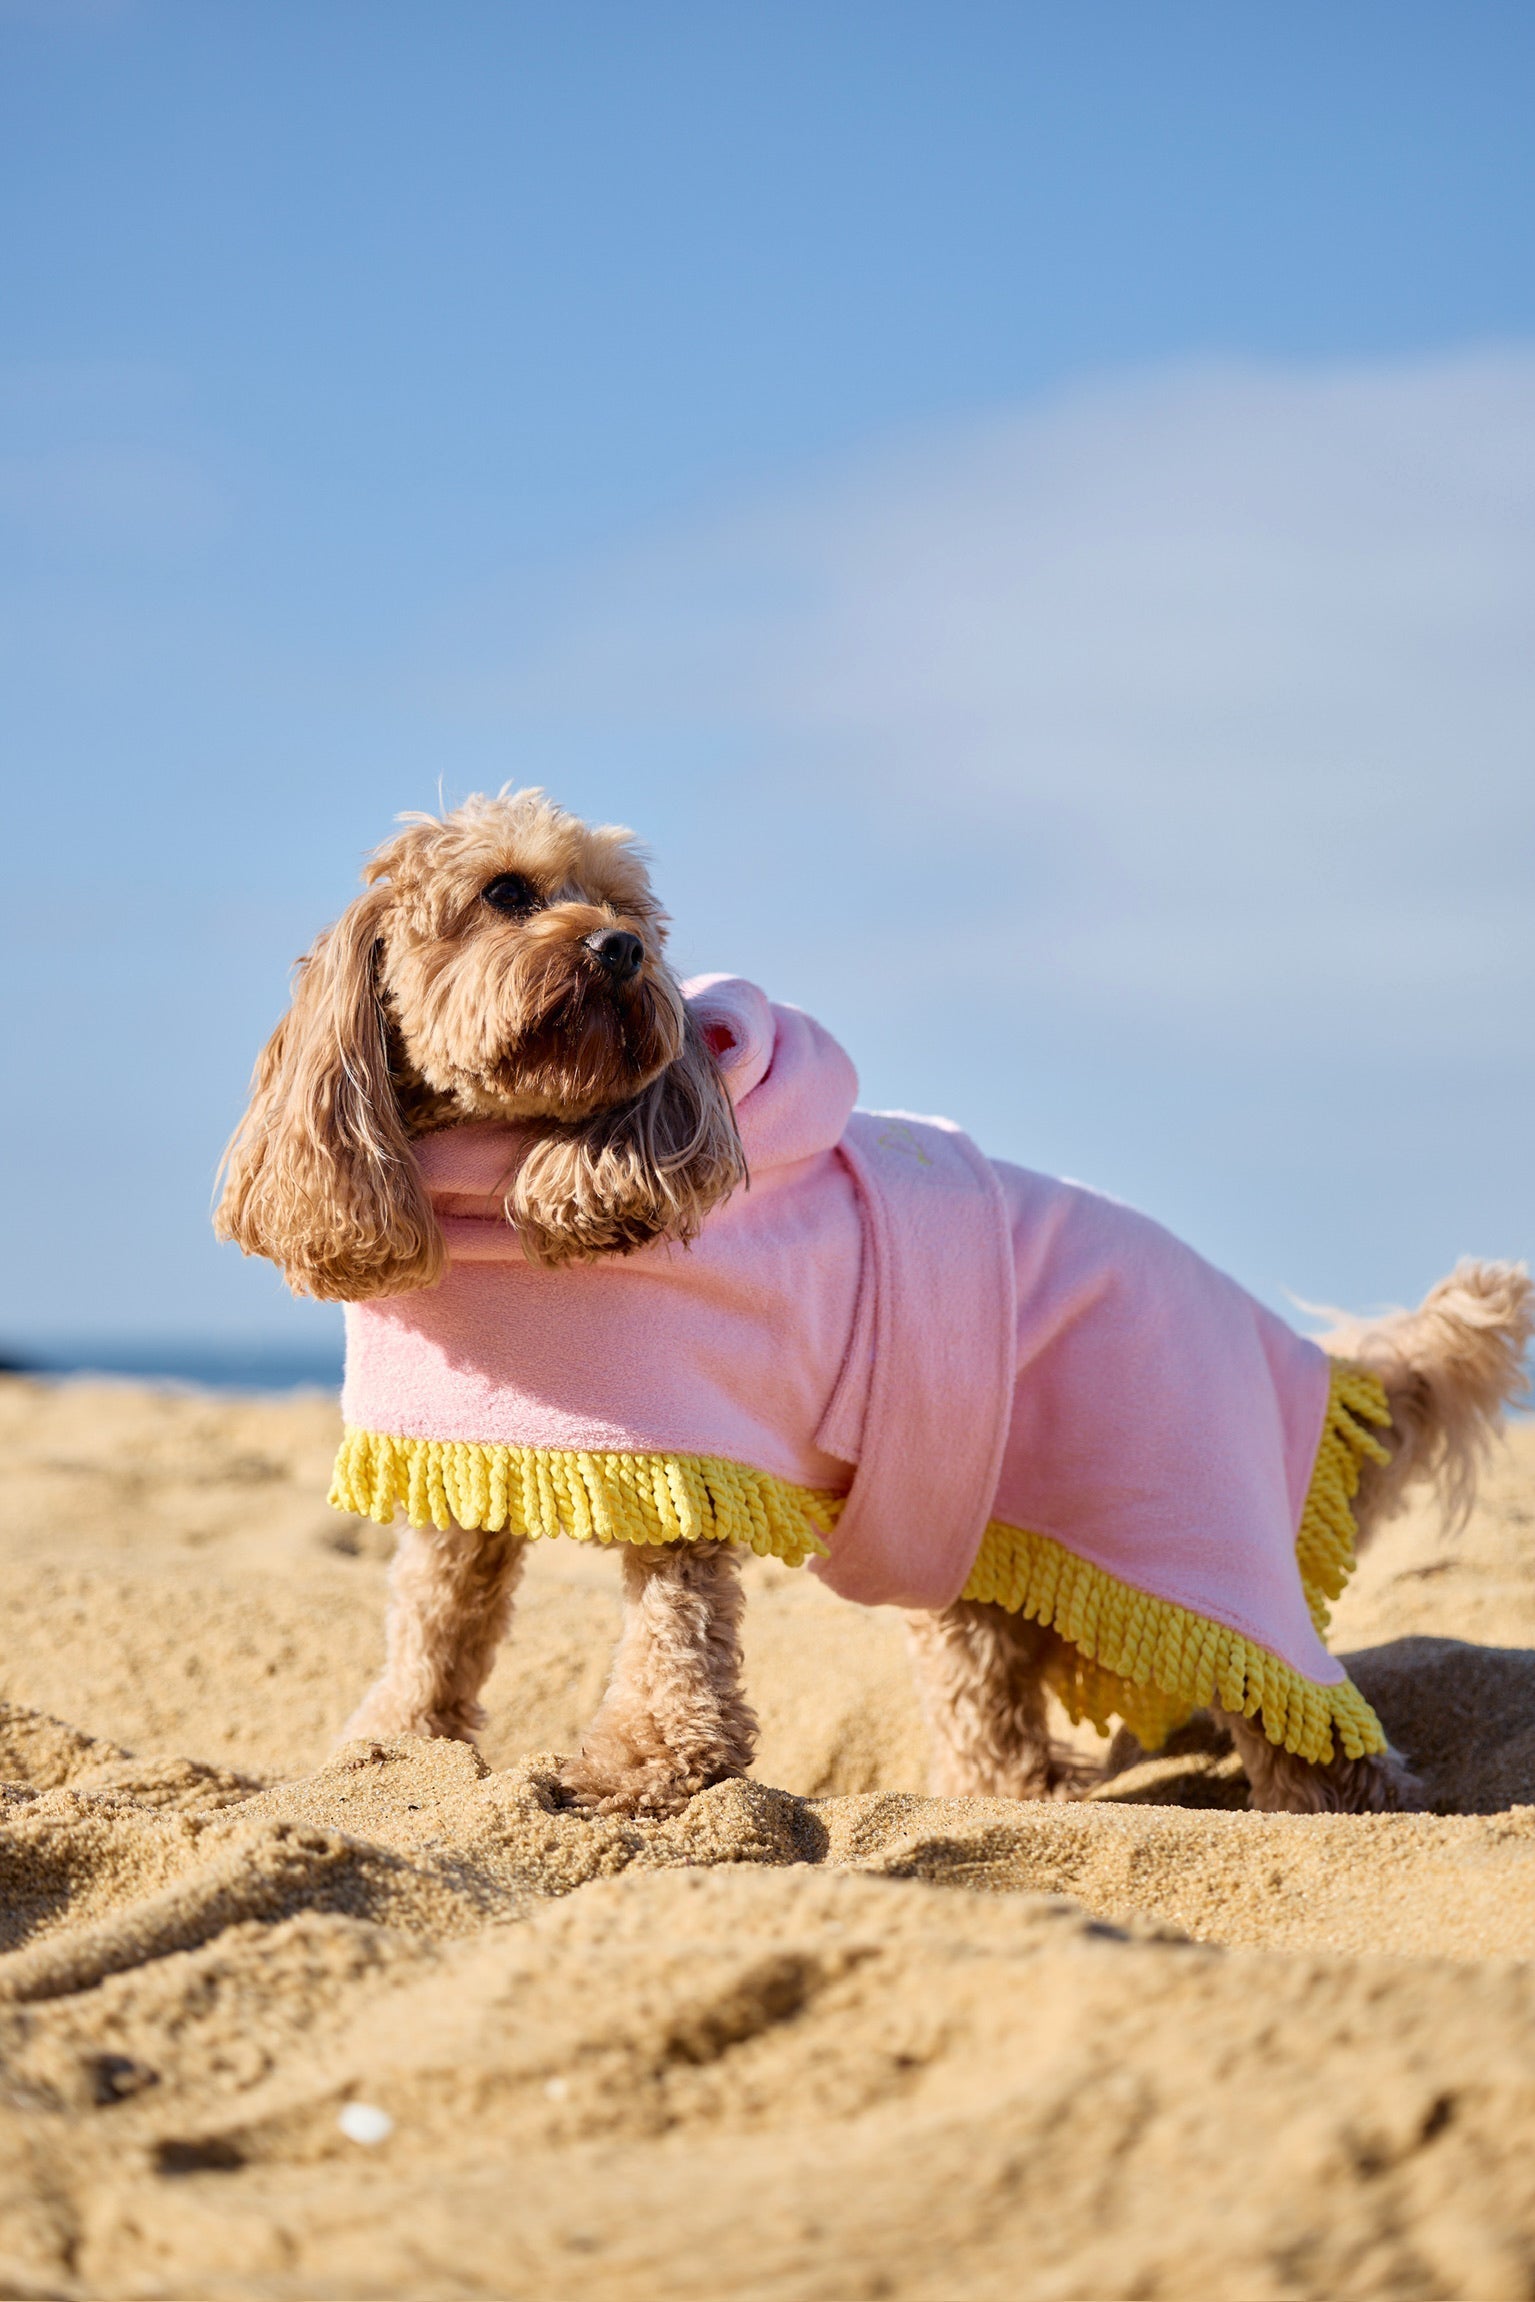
[{"left": 215, "top": 789, "right": 745, "bottom": 1298}]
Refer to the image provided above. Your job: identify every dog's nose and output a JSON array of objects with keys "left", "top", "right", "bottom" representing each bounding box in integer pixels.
[{"left": 584, "top": 927, "right": 644, "bottom": 983}]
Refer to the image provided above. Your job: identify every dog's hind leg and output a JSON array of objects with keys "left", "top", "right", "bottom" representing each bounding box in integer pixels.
[
  {"left": 904, "top": 1601, "right": 1075, "bottom": 1799},
  {"left": 340, "top": 1522, "right": 526, "bottom": 1746},
  {"left": 560, "top": 1538, "right": 758, "bottom": 1818},
  {"left": 1218, "top": 1260, "right": 1532, "bottom": 1813},
  {"left": 1212, "top": 1704, "right": 1424, "bottom": 1814}
]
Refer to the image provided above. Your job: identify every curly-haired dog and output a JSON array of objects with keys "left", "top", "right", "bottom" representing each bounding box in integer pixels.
[{"left": 217, "top": 790, "right": 1532, "bottom": 1817}]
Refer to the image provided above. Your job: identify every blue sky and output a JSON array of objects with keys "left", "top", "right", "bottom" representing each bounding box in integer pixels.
[{"left": 2, "top": 1, "right": 1532, "bottom": 1360}]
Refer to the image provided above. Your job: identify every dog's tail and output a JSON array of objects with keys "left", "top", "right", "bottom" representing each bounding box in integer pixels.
[{"left": 1317, "top": 1259, "right": 1533, "bottom": 1537}]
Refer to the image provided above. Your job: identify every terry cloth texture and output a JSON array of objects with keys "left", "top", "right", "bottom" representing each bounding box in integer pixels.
[{"left": 332, "top": 976, "right": 1390, "bottom": 1764}]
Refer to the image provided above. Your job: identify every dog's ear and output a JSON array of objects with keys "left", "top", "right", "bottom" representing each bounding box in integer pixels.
[
  {"left": 510, "top": 1005, "right": 746, "bottom": 1266},
  {"left": 214, "top": 887, "right": 445, "bottom": 1301}
]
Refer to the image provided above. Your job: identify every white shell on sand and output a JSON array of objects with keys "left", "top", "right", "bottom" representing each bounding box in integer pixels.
[{"left": 337, "top": 2102, "right": 395, "bottom": 2147}]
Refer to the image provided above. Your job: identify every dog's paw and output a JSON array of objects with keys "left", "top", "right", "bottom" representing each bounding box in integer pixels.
[
  {"left": 557, "top": 1752, "right": 727, "bottom": 1819},
  {"left": 1369, "top": 1750, "right": 1429, "bottom": 1814}
]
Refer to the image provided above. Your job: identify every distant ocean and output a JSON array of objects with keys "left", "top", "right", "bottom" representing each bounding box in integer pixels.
[{"left": 0, "top": 1338, "right": 345, "bottom": 1393}]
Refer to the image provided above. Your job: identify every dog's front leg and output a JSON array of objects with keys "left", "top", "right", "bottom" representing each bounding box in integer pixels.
[
  {"left": 340, "top": 1522, "right": 526, "bottom": 1746},
  {"left": 560, "top": 1538, "right": 758, "bottom": 1817},
  {"left": 904, "top": 1600, "right": 1069, "bottom": 1798}
]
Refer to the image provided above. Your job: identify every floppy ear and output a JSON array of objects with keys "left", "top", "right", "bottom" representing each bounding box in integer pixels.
[
  {"left": 510, "top": 1005, "right": 747, "bottom": 1266},
  {"left": 214, "top": 889, "right": 445, "bottom": 1301}
]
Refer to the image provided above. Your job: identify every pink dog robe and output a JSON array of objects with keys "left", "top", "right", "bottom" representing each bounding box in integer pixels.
[{"left": 332, "top": 976, "right": 1390, "bottom": 1764}]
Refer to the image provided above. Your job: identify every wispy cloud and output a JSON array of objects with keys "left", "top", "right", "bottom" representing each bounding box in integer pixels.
[{"left": 447, "top": 351, "right": 1535, "bottom": 1062}]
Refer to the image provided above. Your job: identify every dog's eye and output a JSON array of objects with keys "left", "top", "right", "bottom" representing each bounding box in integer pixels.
[{"left": 481, "top": 872, "right": 543, "bottom": 917}]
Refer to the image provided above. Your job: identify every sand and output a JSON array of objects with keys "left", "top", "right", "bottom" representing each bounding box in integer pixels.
[{"left": 1, "top": 1374, "right": 1534, "bottom": 2299}]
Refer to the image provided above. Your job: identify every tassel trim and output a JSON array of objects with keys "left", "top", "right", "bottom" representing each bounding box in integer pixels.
[
  {"left": 959, "top": 1359, "right": 1392, "bottom": 1763},
  {"left": 1292, "top": 1360, "right": 1393, "bottom": 1633},
  {"left": 329, "top": 1359, "right": 1391, "bottom": 1767},
  {"left": 328, "top": 1429, "right": 838, "bottom": 1569}
]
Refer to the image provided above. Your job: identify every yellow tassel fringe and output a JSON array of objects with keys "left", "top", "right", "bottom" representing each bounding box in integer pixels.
[
  {"left": 958, "top": 1359, "right": 1392, "bottom": 1763},
  {"left": 330, "top": 1359, "right": 1391, "bottom": 1768},
  {"left": 328, "top": 1429, "right": 839, "bottom": 1569}
]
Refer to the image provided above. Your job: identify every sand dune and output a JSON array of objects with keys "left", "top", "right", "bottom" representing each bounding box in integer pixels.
[{"left": 1, "top": 1372, "right": 1533, "bottom": 2299}]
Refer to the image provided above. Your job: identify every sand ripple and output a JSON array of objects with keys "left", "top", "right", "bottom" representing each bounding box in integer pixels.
[{"left": 2, "top": 1376, "right": 1533, "bottom": 2299}]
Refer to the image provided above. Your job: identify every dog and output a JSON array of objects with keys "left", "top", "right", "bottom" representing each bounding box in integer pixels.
[{"left": 217, "top": 789, "right": 1532, "bottom": 1817}]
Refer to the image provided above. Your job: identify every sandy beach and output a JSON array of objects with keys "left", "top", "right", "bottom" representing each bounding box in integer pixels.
[{"left": 2, "top": 1370, "right": 1533, "bottom": 2300}]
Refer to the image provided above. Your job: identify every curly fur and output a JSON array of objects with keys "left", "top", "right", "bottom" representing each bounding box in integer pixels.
[
  {"left": 216, "top": 788, "right": 745, "bottom": 1297},
  {"left": 907, "top": 1262, "right": 1532, "bottom": 1815},
  {"left": 219, "top": 791, "right": 1532, "bottom": 1819},
  {"left": 214, "top": 883, "right": 447, "bottom": 1303},
  {"left": 219, "top": 789, "right": 749, "bottom": 1811},
  {"left": 1192, "top": 1259, "right": 1534, "bottom": 1813},
  {"left": 1211, "top": 1703, "right": 1425, "bottom": 1815},
  {"left": 1315, "top": 1259, "right": 1534, "bottom": 1535},
  {"left": 342, "top": 1523, "right": 528, "bottom": 1745},
  {"left": 902, "top": 1604, "right": 1089, "bottom": 1800},
  {"left": 560, "top": 1541, "right": 759, "bottom": 1816},
  {"left": 510, "top": 1003, "right": 747, "bottom": 1267}
]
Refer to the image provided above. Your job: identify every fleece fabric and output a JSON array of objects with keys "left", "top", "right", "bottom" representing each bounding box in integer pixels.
[{"left": 341, "top": 976, "right": 1346, "bottom": 1688}]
